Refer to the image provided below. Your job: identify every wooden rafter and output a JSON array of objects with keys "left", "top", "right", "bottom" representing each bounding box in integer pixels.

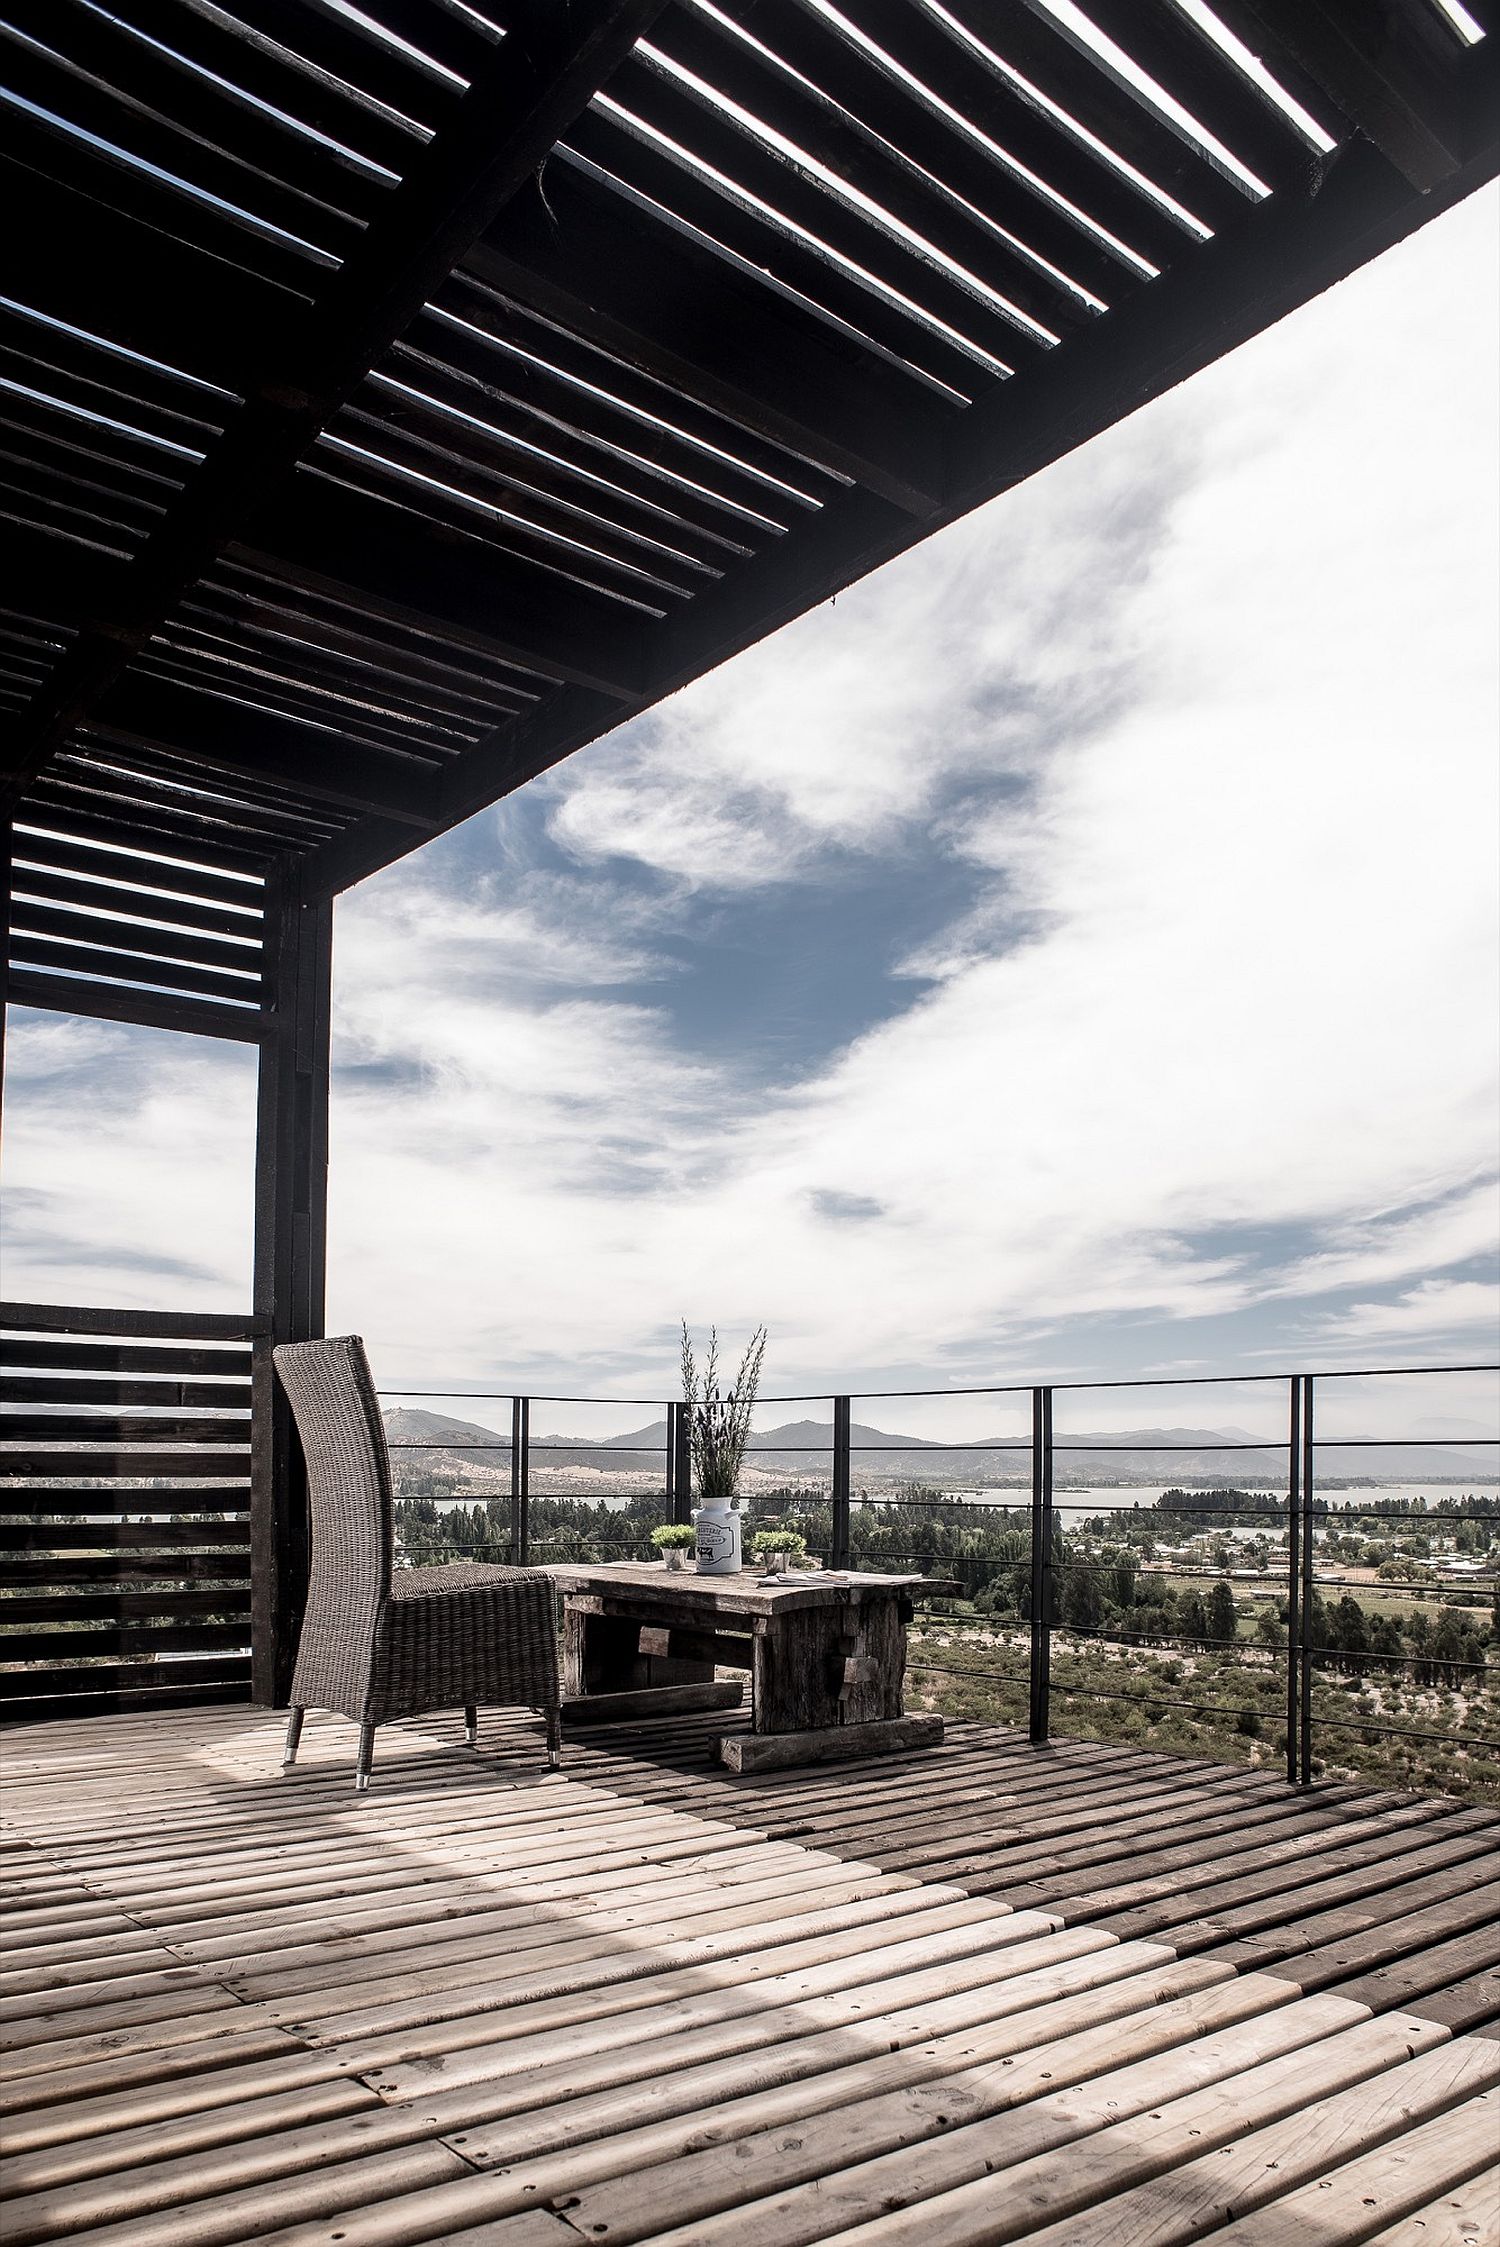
[{"left": 0, "top": 0, "right": 672, "bottom": 809}]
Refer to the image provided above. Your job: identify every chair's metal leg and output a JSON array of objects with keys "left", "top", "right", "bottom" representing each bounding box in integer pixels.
[
  {"left": 545, "top": 1706, "right": 562, "bottom": 1769},
  {"left": 355, "top": 1721, "right": 376, "bottom": 1793},
  {"left": 282, "top": 1707, "right": 304, "bottom": 1770},
  {"left": 464, "top": 1704, "right": 478, "bottom": 1748}
]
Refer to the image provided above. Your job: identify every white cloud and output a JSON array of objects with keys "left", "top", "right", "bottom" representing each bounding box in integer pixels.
[
  {"left": 325, "top": 187, "right": 1497, "bottom": 1390},
  {"left": 338, "top": 860, "right": 673, "bottom": 999},
  {"left": 1309, "top": 1279, "right": 1500, "bottom": 1347},
  {"left": 1, "top": 1012, "right": 129, "bottom": 1080},
  {"left": 1265, "top": 1183, "right": 1500, "bottom": 1302},
  {"left": 546, "top": 407, "right": 1188, "bottom": 888},
  {"left": 0, "top": 1015, "right": 256, "bottom": 1307}
]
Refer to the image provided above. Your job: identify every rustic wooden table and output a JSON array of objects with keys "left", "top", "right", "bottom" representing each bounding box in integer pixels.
[{"left": 540, "top": 1560, "right": 944, "bottom": 1772}]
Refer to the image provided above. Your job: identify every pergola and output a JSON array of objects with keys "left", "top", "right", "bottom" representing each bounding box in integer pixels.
[{"left": 1, "top": 0, "right": 1496, "bottom": 1723}]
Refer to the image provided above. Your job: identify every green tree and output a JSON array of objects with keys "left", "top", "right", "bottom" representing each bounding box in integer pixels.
[
  {"left": 1208, "top": 1580, "right": 1238, "bottom": 1646},
  {"left": 1179, "top": 1592, "right": 1209, "bottom": 1646},
  {"left": 1063, "top": 1566, "right": 1105, "bottom": 1634},
  {"left": 1332, "top": 1594, "right": 1369, "bottom": 1678},
  {"left": 1370, "top": 1616, "right": 1404, "bottom": 1663}
]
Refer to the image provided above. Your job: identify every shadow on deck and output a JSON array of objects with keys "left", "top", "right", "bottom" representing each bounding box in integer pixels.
[{"left": 1, "top": 1703, "right": 1497, "bottom": 2247}]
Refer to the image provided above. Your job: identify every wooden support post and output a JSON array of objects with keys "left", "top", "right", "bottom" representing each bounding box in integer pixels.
[
  {"left": 1285, "top": 1373, "right": 1302, "bottom": 1786},
  {"left": 1029, "top": 1385, "right": 1054, "bottom": 1746},
  {"left": 831, "top": 1395, "right": 851, "bottom": 1570},
  {"left": 0, "top": 822, "right": 13, "bottom": 1097},
  {"left": 250, "top": 870, "right": 332, "bottom": 1707},
  {"left": 1300, "top": 1374, "right": 1316, "bottom": 1785}
]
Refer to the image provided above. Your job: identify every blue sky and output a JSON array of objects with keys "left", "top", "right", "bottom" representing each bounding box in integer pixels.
[{"left": 3, "top": 184, "right": 1497, "bottom": 1434}]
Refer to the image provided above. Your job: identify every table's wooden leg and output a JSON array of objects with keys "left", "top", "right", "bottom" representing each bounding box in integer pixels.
[
  {"left": 753, "top": 1608, "right": 834, "bottom": 1734},
  {"left": 561, "top": 1604, "right": 634, "bottom": 1696},
  {"left": 751, "top": 1596, "right": 909, "bottom": 1734},
  {"left": 841, "top": 1596, "right": 908, "bottom": 1725}
]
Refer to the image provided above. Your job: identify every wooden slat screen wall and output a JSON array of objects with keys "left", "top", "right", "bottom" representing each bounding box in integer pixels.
[
  {"left": 0, "top": 1300, "right": 260, "bottom": 1723},
  {"left": 6, "top": 816, "right": 268, "bottom": 1041}
]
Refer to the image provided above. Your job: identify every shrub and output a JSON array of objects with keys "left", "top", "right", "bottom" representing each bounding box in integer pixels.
[{"left": 749, "top": 1527, "right": 808, "bottom": 1563}]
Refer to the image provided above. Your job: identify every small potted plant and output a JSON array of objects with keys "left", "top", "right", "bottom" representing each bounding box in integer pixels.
[
  {"left": 651, "top": 1523, "right": 697, "bottom": 1571},
  {"left": 749, "top": 1527, "right": 808, "bottom": 1575}
]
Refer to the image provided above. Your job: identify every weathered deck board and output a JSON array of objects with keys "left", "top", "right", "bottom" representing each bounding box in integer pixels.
[
  {"left": 1362, "top": 2165, "right": 1500, "bottom": 2246},
  {"left": 0, "top": 1704, "right": 1495, "bottom": 2247}
]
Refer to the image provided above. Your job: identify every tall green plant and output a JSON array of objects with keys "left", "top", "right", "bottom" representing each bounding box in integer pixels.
[{"left": 680, "top": 1321, "right": 768, "bottom": 1500}]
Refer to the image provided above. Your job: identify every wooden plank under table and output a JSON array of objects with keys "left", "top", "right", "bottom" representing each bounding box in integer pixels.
[{"left": 541, "top": 1561, "right": 943, "bottom": 1768}]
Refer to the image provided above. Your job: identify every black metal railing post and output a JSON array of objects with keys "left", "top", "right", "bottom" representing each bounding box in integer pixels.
[
  {"left": 1285, "top": 1374, "right": 1301, "bottom": 1785},
  {"left": 1300, "top": 1373, "right": 1316, "bottom": 1784},
  {"left": 669, "top": 1401, "right": 693, "bottom": 1526},
  {"left": 1029, "top": 1385, "right": 1054, "bottom": 1745},
  {"left": 511, "top": 1395, "right": 530, "bottom": 1566},
  {"left": 664, "top": 1400, "right": 675, "bottom": 1523},
  {"left": 831, "top": 1396, "right": 851, "bottom": 1569}
]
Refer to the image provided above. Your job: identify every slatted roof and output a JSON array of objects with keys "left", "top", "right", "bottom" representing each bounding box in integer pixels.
[{"left": 1, "top": 0, "right": 1496, "bottom": 940}]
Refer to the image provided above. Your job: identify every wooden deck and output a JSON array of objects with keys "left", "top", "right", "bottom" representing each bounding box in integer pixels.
[{"left": 2, "top": 1705, "right": 1497, "bottom": 2247}]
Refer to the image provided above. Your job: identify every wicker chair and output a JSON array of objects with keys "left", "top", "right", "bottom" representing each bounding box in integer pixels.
[{"left": 273, "top": 1334, "right": 562, "bottom": 1791}]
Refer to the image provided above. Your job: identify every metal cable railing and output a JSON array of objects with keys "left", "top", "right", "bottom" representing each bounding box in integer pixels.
[{"left": 376, "top": 1361, "right": 1499, "bottom": 1792}]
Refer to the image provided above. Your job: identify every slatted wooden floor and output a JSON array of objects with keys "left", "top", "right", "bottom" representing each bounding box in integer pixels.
[{"left": 2, "top": 1706, "right": 1497, "bottom": 2247}]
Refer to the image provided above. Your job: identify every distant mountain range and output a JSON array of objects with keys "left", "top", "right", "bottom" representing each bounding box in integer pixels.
[{"left": 382, "top": 1407, "right": 1495, "bottom": 1488}]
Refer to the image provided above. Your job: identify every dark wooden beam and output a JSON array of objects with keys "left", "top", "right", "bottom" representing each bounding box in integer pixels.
[
  {"left": 27, "top": 763, "right": 340, "bottom": 855},
  {"left": 1216, "top": 0, "right": 1496, "bottom": 192},
  {"left": 0, "top": 524, "right": 125, "bottom": 645},
  {"left": 5, "top": 965, "right": 269, "bottom": 1043},
  {"left": 250, "top": 477, "right": 648, "bottom": 698},
  {"left": 8, "top": 862, "right": 258, "bottom": 940},
  {"left": 7, "top": 822, "right": 268, "bottom": 905},
  {"left": 464, "top": 161, "right": 952, "bottom": 514},
  {"left": 1, "top": 0, "right": 671, "bottom": 810},
  {"left": 219, "top": 545, "right": 559, "bottom": 699},
  {"left": 87, "top": 676, "right": 445, "bottom": 828},
  {"left": 297, "top": 126, "right": 1500, "bottom": 899},
  {"left": 0, "top": 152, "right": 303, "bottom": 400},
  {"left": 1017, "top": 0, "right": 1319, "bottom": 198},
  {"left": 0, "top": 822, "right": 11, "bottom": 1093},
  {"left": 8, "top": 901, "right": 262, "bottom": 979},
  {"left": 8, "top": 925, "right": 256, "bottom": 1005}
]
